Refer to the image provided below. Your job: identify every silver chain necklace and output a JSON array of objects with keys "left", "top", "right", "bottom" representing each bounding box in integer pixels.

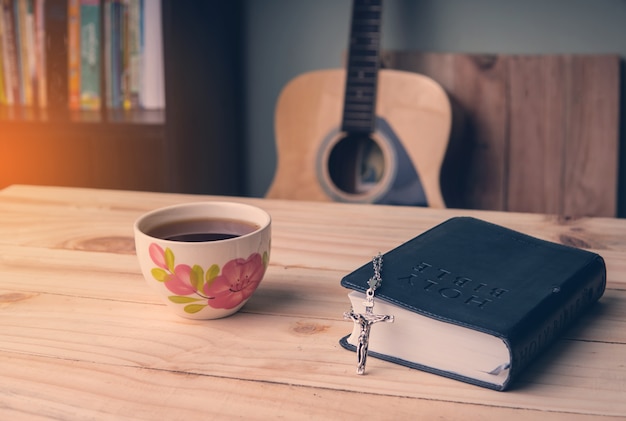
[{"left": 344, "top": 253, "right": 394, "bottom": 374}]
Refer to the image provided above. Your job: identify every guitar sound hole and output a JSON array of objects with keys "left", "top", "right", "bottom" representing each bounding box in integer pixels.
[{"left": 327, "top": 135, "right": 384, "bottom": 194}]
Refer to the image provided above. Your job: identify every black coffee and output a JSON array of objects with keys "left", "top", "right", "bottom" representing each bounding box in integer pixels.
[{"left": 147, "top": 218, "right": 259, "bottom": 242}]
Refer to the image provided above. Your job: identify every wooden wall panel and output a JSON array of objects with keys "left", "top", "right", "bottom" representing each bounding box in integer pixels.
[
  {"left": 383, "top": 52, "right": 620, "bottom": 217},
  {"left": 561, "top": 57, "right": 620, "bottom": 217},
  {"left": 507, "top": 56, "right": 566, "bottom": 214}
]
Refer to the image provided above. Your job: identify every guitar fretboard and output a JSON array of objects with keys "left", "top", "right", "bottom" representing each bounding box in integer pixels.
[{"left": 341, "top": 0, "right": 382, "bottom": 134}]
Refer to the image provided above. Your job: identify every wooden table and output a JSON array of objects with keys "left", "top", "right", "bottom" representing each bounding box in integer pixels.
[{"left": 1, "top": 185, "right": 624, "bottom": 420}]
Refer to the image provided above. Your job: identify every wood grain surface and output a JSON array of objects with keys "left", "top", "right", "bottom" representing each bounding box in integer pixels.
[{"left": 0, "top": 185, "right": 625, "bottom": 420}]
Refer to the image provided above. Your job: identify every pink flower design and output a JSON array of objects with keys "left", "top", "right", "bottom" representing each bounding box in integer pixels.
[
  {"left": 149, "top": 243, "right": 168, "bottom": 269},
  {"left": 204, "top": 253, "right": 265, "bottom": 309},
  {"left": 149, "top": 243, "right": 197, "bottom": 295},
  {"left": 164, "top": 264, "right": 197, "bottom": 296},
  {"left": 148, "top": 243, "right": 267, "bottom": 314}
]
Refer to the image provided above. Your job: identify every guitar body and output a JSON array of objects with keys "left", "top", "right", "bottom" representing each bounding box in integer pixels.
[{"left": 267, "top": 68, "right": 452, "bottom": 207}]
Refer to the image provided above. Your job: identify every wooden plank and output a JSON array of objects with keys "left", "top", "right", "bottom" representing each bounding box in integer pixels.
[
  {"left": 1, "top": 352, "right": 606, "bottom": 421},
  {"left": 3, "top": 184, "right": 626, "bottom": 282},
  {"left": 382, "top": 52, "right": 620, "bottom": 217},
  {"left": 561, "top": 56, "right": 620, "bottom": 217},
  {"left": 508, "top": 55, "right": 619, "bottom": 216},
  {"left": 1, "top": 286, "right": 625, "bottom": 416},
  {"left": 507, "top": 55, "right": 566, "bottom": 214}
]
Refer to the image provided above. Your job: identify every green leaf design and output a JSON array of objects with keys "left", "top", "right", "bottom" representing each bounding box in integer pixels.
[
  {"left": 151, "top": 268, "right": 168, "bottom": 282},
  {"left": 165, "top": 247, "right": 175, "bottom": 272},
  {"left": 168, "top": 296, "right": 204, "bottom": 304},
  {"left": 190, "top": 265, "right": 204, "bottom": 291},
  {"left": 205, "top": 264, "right": 220, "bottom": 283},
  {"left": 263, "top": 251, "right": 269, "bottom": 268},
  {"left": 184, "top": 304, "right": 207, "bottom": 314}
]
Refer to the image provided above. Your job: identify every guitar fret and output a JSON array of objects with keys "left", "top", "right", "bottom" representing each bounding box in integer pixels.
[
  {"left": 350, "top": 37, "right": 380, "bottom": 42},
  {"left": 344, "top": 122, "right": 373, "bottom": 128},
  {"left": 345, "top": 93, "right": 375, "bottom": 101},
  {"left": 345, "top": 97, "right": 374, "bottom": 105},
  {"left": 346, "top": 77, "right": 376, "bottom": 84},
  {"left": 347, "top": 76, "right": 376, "bottom": 83},
  {"left": 352, "top": 33, "right": 380, "bottom": 39},
  {"left": 342, "top": 123, "right": 374, "bottom": 134},
  {"left": 345, "top": 88, "right": 375, "bottom": 95},
  {"left": 344, "top": 118, "right": 373, "bottom": 124},
  {"left": 350, "top": 30, "right": 380, "bottom": 37},
  {"left": 348, "top": 66, "right": 377, "bottom": 73},
  {"left": 351, "top": 22, "right": 381, "bottom": 30},
  {"left": 349, "top": 47, "right": 379, "bottom": 55},
  {"left": 344, "top": 111, "right": 374, "bottom": 118},
  {"left": 346, "top": 78, "right": 376, "bottom": 85},
  {"left": 345, "top": 88, "right": 376, "bottom": 95},
  {"left": 348, "top": 66, "right": 377, "bottom": 71},
  {"left": 346, "top": 82, "right": 376, "bottom": 89},
  {"left": 345, "top": 103, "right": 375, "bottom": 111},
  {"left": 349, "top": 54, "right": 378, "bottom": 61}
]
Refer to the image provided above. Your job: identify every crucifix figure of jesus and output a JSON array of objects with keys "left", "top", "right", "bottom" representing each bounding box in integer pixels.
[{"left": 344, "top": 299, "right": 394, "bottom": 375}]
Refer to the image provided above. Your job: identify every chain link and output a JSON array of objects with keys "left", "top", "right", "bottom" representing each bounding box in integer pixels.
[
  {"left": 365, "top": 253, "right": 382, "bottom": 307},
  {"left": 367, "top": 252, "right": 383, "bottom": 291}
]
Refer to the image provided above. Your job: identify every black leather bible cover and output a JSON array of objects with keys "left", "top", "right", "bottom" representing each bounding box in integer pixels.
[{"left": 340, "top": 217, "right": 606, "bottom": 390}]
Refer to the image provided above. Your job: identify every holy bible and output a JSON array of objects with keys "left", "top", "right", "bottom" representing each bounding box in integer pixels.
[{"left": 339, "top": 217, "right": 606, "bottom": 391}]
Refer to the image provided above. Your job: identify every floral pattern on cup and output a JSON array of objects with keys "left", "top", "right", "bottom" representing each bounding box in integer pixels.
[{"left": 149, "top": 243, "right": 269, "bottom": 314}]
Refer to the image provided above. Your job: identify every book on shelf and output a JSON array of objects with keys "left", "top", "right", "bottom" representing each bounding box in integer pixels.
[
  {"left": 16, "top": 0, "right": 36, "bottom": 106},
  {"left": 103, "top": 0, "right": 164, "bottom": 110},
  {"left": 139, "top": 0, "right": 164, "bottom": 110},
  {"left": 1, "top": 0, "right": 21, "bottom": 105},
  {"left": 34, "top": 0, "right": 45, "bottom": 107},
  {"left": 124, "top": 0, "right": 141, "bottom": 109},
  {"left": 0, "top": 0, "right": 48, "bottom": 108},
  {"left": 0, "top": 3, "right": 5, "bottom": 104},
  {"left": 339, "top": 217, "right": 606, "bottom": 391},
  {"left": 0, "top": 0, "right": 164, "bottom": 111},
  {"left": 79, "top": 0, "right": 100, "bottom": 110},
  {"left": 103, "top": 0, "right": 119, "bottom": 108},
  {"left": 67, "top": 0, "right": 79, "bottom": 109},
  {"left": 42, "top": 0, "right": 68, "bottom": 111}
]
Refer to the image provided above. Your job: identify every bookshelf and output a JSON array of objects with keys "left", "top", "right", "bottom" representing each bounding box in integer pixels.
[{"left": 0, "top": 0, "right": 243, "bottom": 195}]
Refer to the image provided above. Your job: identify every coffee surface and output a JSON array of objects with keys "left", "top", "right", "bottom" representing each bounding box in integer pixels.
[{"left": 147, "top": 218, "right": 259, "bottom": 242}]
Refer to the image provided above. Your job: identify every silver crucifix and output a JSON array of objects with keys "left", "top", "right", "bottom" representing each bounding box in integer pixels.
[{"left": 344, "top": 281, "right": 394, "bottom": 375}]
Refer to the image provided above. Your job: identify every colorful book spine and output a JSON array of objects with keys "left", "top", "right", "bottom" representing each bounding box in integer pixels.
[
  {"left": 0, "top": 0, "right": 162, "bottom": 111},
  {"left": 140, "top": 0, "right": 164, "bottom": 109},
  {"left": 12, "top": 0, "right": 23, "bottom": 104},
  {"left": 105, "top": 0, "right": 122, "bottom": 109},
  {"left": 0, "top": 0, "right": 47, "bottom": 108},
  {"left": 103, "top": 0, "right": 110, "bottom": 107},
  {"left": 67, "top": 0, "right": 80, "bottom": 110},
  {"left": 34, "top": 0, "right": 46, "bottom": 108},
  {"left": 126, "top": 0, "right": 140, "bottom": 109},
  {"left": 13, "top": 0, "right": 35, "bottom": 106},
  {"left": 121, "top": 0, "right": 128, "bottom": 109},
  {"left": 2, "top": 0, "right": 19, "bottom": 105},
  {"left": 0, "top": 1, "right": 6, "bottom": 104},
  {"left": 79, "top": 0, "right": 100, "bottom": 110},
  {"left": 24, "top": 0, "right": 36, "bottom": 106}
]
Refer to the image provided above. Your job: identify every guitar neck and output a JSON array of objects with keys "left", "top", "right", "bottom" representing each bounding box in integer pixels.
[{"left": 341, "top": 0, "right": 382, "bottom": 135}]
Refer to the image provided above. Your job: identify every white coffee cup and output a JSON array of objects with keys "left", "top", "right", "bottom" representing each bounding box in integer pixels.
[{"left": 134, "top": 201, "right": 271, "bottom": 319}]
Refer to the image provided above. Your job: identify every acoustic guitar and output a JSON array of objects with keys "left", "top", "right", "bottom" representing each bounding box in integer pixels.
[{"left": 267, "top": 0, "right": 451, "bottom": 207}]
